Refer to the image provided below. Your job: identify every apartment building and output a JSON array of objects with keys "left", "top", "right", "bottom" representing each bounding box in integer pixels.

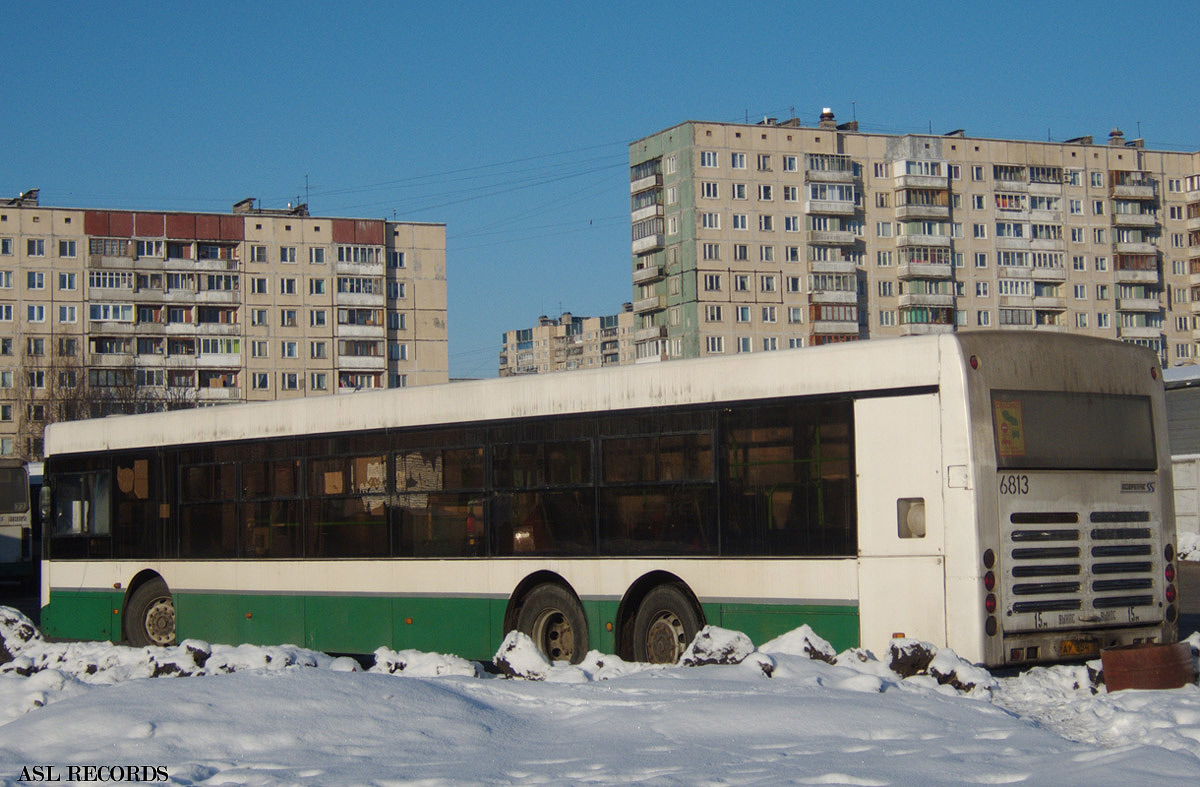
[
  {"left": 628, "top": 111, "right": 1200, "bottom": 365},
  {"left": 0, "top": 191, "right": 448, "bottom": 459},
  {"left": 499, "top": 306, "right": 636, "bottom": 376}
]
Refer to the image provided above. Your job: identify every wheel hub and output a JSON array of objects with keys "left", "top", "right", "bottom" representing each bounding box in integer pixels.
[
  {"left": 533, "top": 610, "right": 575, "bottom": 662},
  {"left": 645, "top": 612, "right": 685, "bottom": 663},
  {"left": 144, "top": 598, "right": 176, "bottom": 647}
]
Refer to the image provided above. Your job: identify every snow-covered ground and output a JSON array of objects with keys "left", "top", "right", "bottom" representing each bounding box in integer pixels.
[{"left": 1, "top": 607, "right": 1199, "bottom": 786}]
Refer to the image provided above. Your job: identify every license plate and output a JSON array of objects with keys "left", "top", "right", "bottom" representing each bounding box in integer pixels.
[{"left": 1059, "top": 639, "right": 1099, "bottom": 657}]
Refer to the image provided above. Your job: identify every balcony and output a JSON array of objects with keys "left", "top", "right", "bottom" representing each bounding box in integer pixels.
[
  {"left": 194, "top": 322, "right": 241, "bottom": 336},
  {"left": 895, "top": 234, "right": 951, "bottom": 248},
  {"left": 1029, "top": 238, "right": 1064, "bottom": 252},
  {"left": 192, "top": 257, "right": 240, "bottom": 272},
  {"left": 1114, "top": 241, "right": 1157, "bottom": 255},
  {"left": 1111, "top": 184, "right": 1155, "bottom": 200},
  {"left": 1032, "top": 323, "right": 1068, "bottom": 333},
  {"left": 811, "top": 320, "right": 860, "bottom": 335},
  {"left": 630, "top": 173, "right": 662, "bottom": 194},
  {"left": 1032, "top": 296, "right": 1067, "bottom": 311},
  {"left": 899, "top": 323, "right": 955, "bottom": 336},
  {"left": 335, "top": 324, "right": 386, "bottom": 339},
  {"left": 1116, "top": 297, "right": 1161, "bottom": 312},
  {"left": 1117, "top": 325, "right": 1162, "bottom": 340},
  {"left": 197, "top": 387, "right": 242, "bottom": 402},
  {"left": 334, "top": 291, "right": 382, "bottom": 307},
  {"left": 898, "top": 293, "right": 953, "bottom": 309},
  {"left": 632, "top": 295, "right": 663, "bottom": 314},
  {"left": 805, "top": 200, "right": 858, "bottom": 216},
  {"left": 1112, "top": 213, "right": 1158, "bottom": 228},
  {"left": 638, "top": 323, "right": 667, "bottom": 343},
  {"left": 809, "top": 259, "right": 858, "bottom": 275},
  {"left": 334, "top": 259, "right": 385, "bottom": 277},
  {"left": 810, "top": 290, "right": 858, "bottom": 305},
  {"left": 994, "top": 179, "right": 1029, "bottom": 192},
  {"left": 894, "top": 204, "right": 950, "bottom": 221},
  {"left": 1187, "top": 216, "right": 1200, "bottom": 233},
  {"left": 807, "top": 230, "right": 857, "bottom": 245},
  {"left": 1031, "top": 266, "right": 1066, "bottom": 282},
  {"left": 1114, "top": 268, "right": 1160, "bottom": 285},
  {"left": 196, "top": 353, "right": 242, "bottom": 369},
  {"left": 994, "top": 236, "right": 1031, "bottom": 250},
  {"left": 337, "top": 356, "right": 387, "bottom": 372},
  {"left": 632, "top": 264, "right": 664, "bottom": 285},
  {"left": 894, "top": 174, "right": 946, "bottom": 190},
  {"left": 631, "top": 234, "right": 665, "bottom": 254},
  {"left": 630, "top": 203, "right": 664, "bottom": 224},
  {"left": 196, "top": 289, "right": 239, "bottom": 304},
  {"left": 897, "top": 262, "right": 952, "bottom": 280},
  {"left": 999, "top": 296, "right": 1034, "bottom": 308},
  {"left": 805, "top": 168, "right": 856, "bottom": 184}
]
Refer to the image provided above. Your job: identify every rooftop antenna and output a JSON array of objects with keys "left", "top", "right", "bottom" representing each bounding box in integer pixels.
[
  {"left": 1136, "top": 120, "right": 1142, "bottom": 137},
  {"left": 305, "top": 174, "right": 310, "bottom": 207},
  {"left": 851, "top": 101, "right": 856, "bottom": 121}
]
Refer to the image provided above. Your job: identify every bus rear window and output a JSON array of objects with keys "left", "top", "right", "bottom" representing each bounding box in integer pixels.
[
  {"left": 991, "top": 390, "right": 1156, "bottom": 471},
  {"left": 0, "top": 467, "right": 29, "bottom": 514}
]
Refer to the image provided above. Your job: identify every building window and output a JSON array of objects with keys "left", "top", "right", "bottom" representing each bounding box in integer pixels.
[
  {"left": 758, "top": 184, "right": 773, "bottom": 201},
  {"left": 736, "top": 337, "right": 752, "bottom": 353},
  {"left": 280, "top": 246, "right": 297, "bottom": 263},
  {"left": 280, "top": 278, "right": 297, "bottom": 295},
  {"left": 250, "top": 245, "right": 268, "bottom": 262},
  {"left": 310, "top": 309, "right": 327, "bottom": 327},
  {"left": 252, "top": 373, "right": 269, "bottom": 390},
  {"left": 310, "top": 372, "right": 328, "bottom": 391},
  {"left": 730, "top": 152, "right": 746, "bottom": 169},
  {"left": 58, "top": 240, "right": 76, "bottom": 257},
  {"left": 311, "top": 340, "right": 328, "bottom": 359},
  {"left": 280, "top": 373, "right": 299, "bottom": 391},
  {"left": 27, "top": 238, "right": 45, "bottom": 256},
  {"left": 251, "top": 277, "right": 268, "bottom": 294},
  {"left": 281, "top": 309, "right": 297, "bottom": 327},
  {"left": 702, "top": 243, "right": 720, "bottom": 261},
  {"left": 700, "top": 150, "right": 718, "bottom": 167},
  {"left": 251, "top": 308, "right": 267, "bottom": 326},
  {"left": 701, "top": 182, "right": 719, "bottom": 199},
  {"left": 281, "top": 341, "right": 298, "bottom": 358}
]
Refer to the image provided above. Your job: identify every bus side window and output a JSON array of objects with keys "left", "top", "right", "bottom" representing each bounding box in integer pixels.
[{"left": 54, "top": 472, "right": 111, "bottom": 536}]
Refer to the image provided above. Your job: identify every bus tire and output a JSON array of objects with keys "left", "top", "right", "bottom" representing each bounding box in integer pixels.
[
  {"left": 125, "top": 577, "right": 176, "bottom": 647},
  {"left": 515, "top": 583, "right": 588, "bottom": 665},
  {"left": 633, "top": 584, "right": 701, "bottom": 664}
]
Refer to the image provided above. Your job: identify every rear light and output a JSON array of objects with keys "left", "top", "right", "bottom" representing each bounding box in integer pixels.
[
  {"left": 970, "top": 355, "right": 979, "bottom": 370},
  {"left": 1165, "top": 563, "right": 1176, "bottom": 583},
  {"left": 1164, "top": 543, "right": 1175, "bottom": 562},
  {"left": 1166, "top": 585, "right": 1177, "bottom": 604},
  {"left": 1151, "top": 366, "right": 1158, "bottom": 380},
  {"left": 1166, "top": 605, "right": 1178, "bottom": 623},
  {"left": 982, "top": 549, "right": 995, "bottom": 569},
  {"left": 983, "top": 571, "right": 995, "bottom": 591},
  {"left": 985, "top": 594, "right": 997, "bottom": 614},
  {"left": 985, "top": 616, "right": 998, "bottom": 636}
]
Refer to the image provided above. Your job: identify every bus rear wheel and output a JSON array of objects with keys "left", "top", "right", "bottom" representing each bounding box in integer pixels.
[
  {"left": 633, "top": 584, "right": 701, "bottom": 664},
  {"left": 516, "top": 584, "right": 588, "bottom": 665},
  {"left": 126, "top": 577, "right": 176, "bottom": 647}
]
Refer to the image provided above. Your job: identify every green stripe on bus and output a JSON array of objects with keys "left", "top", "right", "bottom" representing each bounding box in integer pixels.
[{"left": 43, "top": 590, "right": 858, "bottom": 660}]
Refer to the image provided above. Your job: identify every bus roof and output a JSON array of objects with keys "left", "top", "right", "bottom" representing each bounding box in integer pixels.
[{"left": 43, "top": 332, "right": 1155, "bottom": 457}]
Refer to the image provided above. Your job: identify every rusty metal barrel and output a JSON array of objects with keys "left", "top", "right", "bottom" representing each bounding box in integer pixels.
[{"left": 1100, "top": 642, "right": 1197, "bottom": 691}]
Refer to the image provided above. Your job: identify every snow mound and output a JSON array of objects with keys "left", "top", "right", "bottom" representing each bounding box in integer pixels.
[
  {"left": 759, "top": 624, "right": 837, "bottom": 663},
  {"left": 885, "top": 638, "right": 996, "bottom": 694},
  {"left": 0, "top": 606, "right": 42, "bottom": 665},
  {"left": 492, "top": 631, "right": 551, "bottom": 680},
  {"left": 680, "top": 625, "right": 755, "bottom": 666},
  {"left": 0, "top": 635, "right": 339, "bottom": 682},
  {"left": 371, "top": 646, "right": 481, "bottom": 678},
  {"left": 1180, "top": 531, "right": 1200, "bottom": 561}
]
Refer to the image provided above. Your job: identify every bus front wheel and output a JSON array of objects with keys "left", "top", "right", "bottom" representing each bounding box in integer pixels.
[
  {"left": 126, "top": 577, "right": 176, "bottom": 647},
  {"left": 515, "top": 584, "right": 588, "bottom": 665},
  {"left": 633, "top": 584, "right": 701, "bottom": 664}
]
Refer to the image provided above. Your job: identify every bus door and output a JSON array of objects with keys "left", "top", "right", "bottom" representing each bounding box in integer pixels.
[{"left": 854, "top": 393, "right": 947, "bottom": 651}]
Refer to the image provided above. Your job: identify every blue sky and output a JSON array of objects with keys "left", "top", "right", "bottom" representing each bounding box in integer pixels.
[{"left": 3, "top": 1, "right": 1196, "bottom": 377}]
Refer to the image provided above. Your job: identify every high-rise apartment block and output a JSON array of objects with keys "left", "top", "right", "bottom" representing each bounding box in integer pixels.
[
  {"left": 628, "top": 111, "right": 1200, "bottom": 365},
  {"left": 0, "top": 191, "right": 448, "bottom": 458},
  {"left": 499, "top": 306, "right": 636, "bottom": 376}
]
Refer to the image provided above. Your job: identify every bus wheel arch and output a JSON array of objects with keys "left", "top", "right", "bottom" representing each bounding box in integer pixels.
[
  {"left": 505, "top": 572, "right": 589, "bottom": 665},
  {"left": 617, "top": 572, "right": 705, "bottom": 664},
  {"left": 123, "top": 571, "right": 176, "bottom": 647}
]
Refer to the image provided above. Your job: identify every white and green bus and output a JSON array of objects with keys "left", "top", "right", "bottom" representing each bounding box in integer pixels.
[
  {"left": 0, "top": 459, "right": 37, "bottom": 585},
  {"left": 39, "top": 332, "right": 1180, "bottom": 667}
]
